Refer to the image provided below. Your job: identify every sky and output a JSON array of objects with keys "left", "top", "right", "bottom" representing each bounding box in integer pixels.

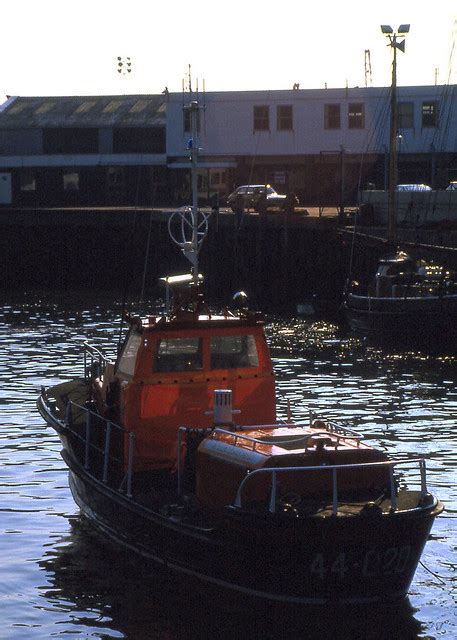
[{"left": 1, "top": 0, "right": 456, "bottom": 99}]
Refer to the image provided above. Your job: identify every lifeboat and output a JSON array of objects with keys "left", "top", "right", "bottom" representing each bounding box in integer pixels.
[{"left": 37, "top": 99, "right": 442, "bottom": 605}]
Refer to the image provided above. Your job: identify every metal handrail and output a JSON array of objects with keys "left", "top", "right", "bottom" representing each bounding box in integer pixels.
[
  {"left": 230, "top": 421, "right": 362, "bottom": 440},
  {"left": 83, "top": 341, "right": 113, "bottom": 381},
  {"left": 308, "top": 410, "right": 362, "bottom": 439},
  {"left": 322, "top": 420, "right": 362, "bottom": 440},
  {"left": 211, "top": 427, "right": 361, "bottom": 452},
  {"left": 65, "top": 401, "right": 136, "bottom": 498},
  {"left": 233, "top": 457, "right": 429, "bottom": 515}
]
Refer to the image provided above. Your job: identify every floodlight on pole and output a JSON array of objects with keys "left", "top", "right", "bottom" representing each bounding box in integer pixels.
[
  {"left": 117, "top": 56, "right": 132, "bottom": 75},
  {"left": 381, "top": 23, "right": 410, "bottom": 247}
]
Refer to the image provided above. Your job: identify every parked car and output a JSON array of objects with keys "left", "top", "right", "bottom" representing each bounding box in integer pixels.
[
  {"left": 227, "top": 184, "right": 298, "bottom": 212},
  {"left": 446, "top": 181, "right": 457, "bottom": 191},
  {"left": 396, "top": 184, "right": 432, "bottom": 191}
]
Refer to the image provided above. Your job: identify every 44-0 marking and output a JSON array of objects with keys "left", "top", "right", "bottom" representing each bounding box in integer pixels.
[{"left": 309, "top": 546, "right": 412, "bottom": 580}]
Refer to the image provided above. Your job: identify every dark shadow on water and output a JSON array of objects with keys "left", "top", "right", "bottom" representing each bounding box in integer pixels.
[
  {"left": 266, "top": 316, "right": 457, "bottom": 372},
  {"left": 38, "top": 519, "right": 426, "bottom": 640}
]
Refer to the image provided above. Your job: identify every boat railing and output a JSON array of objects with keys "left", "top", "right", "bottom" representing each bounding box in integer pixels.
[
  {"left": 64, "top": 400, "right": 136, "bottom": 498},
  {"left": 176, "top": 422, "right": 361, "bottom": 496},
  {"left": 83, "top": 341, "right": 112, "bottom": 382},
  {"left": 211, "top": 426, "right": 362, "bottom": 452},
  {"left": 233, "top": 457, "right": 430, "bottom": 515},
  {"left": 308, "top": 412, "right": 363, "bottom": 440}
]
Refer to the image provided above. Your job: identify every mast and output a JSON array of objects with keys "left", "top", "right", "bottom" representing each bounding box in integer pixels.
[
  {"left": 168, "top": 77, "right": 209, "bottom": 288},
  {"left": 189, "top": 100, "right": 200, "bottom": 284},
  {"left": 381, "top": 24, "right": 410, "bottom": 248}
]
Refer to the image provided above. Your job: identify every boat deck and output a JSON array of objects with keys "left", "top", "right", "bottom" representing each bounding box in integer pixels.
[
  {"left": 131, "top": 487, "right": 432, "bottom": 530},
  {"left": 41, "top": 379, "right": 435, "bottom": 526}
]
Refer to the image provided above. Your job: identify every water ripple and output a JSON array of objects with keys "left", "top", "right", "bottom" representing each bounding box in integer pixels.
[{"left": 0, "top": 296, "right": 456, "bottom": 638}]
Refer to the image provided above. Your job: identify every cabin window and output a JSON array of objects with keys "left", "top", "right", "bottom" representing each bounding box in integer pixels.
[
  {"left": 117, "top": 331, "right": 142, "bottom": 377},
  {"left": 210, "top": 335, "right": 259, "bottom": 369},
  {"left": 155, "top": 338, "right": 203, "bottom": 372}
]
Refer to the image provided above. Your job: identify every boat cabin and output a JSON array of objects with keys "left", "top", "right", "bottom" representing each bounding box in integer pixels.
[
  {"left": 373, "top": 251, "right": 454, "bottom": 298},
  {"left": 374, "top": 251, "right": 417, "bottom": 297},
  {"left": 93, "top": 284, "right": 276, "bottom": 472}
]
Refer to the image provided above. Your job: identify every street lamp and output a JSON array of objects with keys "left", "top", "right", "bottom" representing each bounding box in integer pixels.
[{"left": 381, "top": 24, "right": 410, "bottom": 247}]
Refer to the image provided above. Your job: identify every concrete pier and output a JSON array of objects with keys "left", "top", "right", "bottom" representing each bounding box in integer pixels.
[{"left": 0, "top": 206, "right": 343, "bottom": 313}]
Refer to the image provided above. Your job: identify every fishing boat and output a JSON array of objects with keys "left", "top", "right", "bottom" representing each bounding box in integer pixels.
[
  {"left": 344, "top": 249, "right": 457, "bottom": 342},
  {"left": 344, "top": 25, "right": 457, "bottom": 344},
  {"left": 38, "top": 99, "right": 442, "bottom": 605}
]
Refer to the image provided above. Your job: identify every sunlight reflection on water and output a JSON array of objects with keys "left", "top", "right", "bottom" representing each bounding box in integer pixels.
[{"left": 0, "top": 297, "right": 456, "bottom": 638}]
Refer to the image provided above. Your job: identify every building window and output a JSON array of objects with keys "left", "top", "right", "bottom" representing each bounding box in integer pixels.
[
  {"left": 210, "top": 170, "right": 226, "bottom": 186},
  {"left": 422, "top": 102, "right": 438, "bottom": 127},
  {"left": 103, "top": 100, "right": 122, "bottom": 114},
  {"left": 398, "top": 102, "right": 414, "bottom": 128},
  {"left": 74, "top": 100, "right": 97, "bottom": 114},
  {"left": 19, "top": 169, "right": 36, "bottom": 192},
  {"left": 129, "top": 99, "right": 150, "bottom": 114},
  {"left": 43, "top": 128, "right": 98, "bottom": 154},
  {"left": 35, "top": 101, "right": 57, "bottom": 115},
  {"left": 8, "top": 102, "right": 28, "bottom": 115},
  {"left": 277, "top": 105, "right": 293, "bottom": 130},
  {"left": 183, "top": 108, "right": 201, "bottom": 133},
  {"left": 348, "top": 103, "right": 364, "bottom": 129},
  {"left": 107, "top": 166, "right": 124, "bottom": 188},
  {"left": 113, "top": 127, "right": 165, "bottom": 153},
  {"left": 63, "top": 172, "right": 79, "bottom": 191},
  {"left": 254, "top": 106, "right": 269, "bottom": 131},
  {"left": 324, "top": 104, "right": 341, "bottom": 129}
]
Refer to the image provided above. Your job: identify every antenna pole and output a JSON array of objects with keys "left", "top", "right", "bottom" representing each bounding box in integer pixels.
[
  {"left": 187, "top": 99, "right": 200, "bottom": 284},
  {"left": 168, "top": 71, "right": 209, "bottom": 278}
]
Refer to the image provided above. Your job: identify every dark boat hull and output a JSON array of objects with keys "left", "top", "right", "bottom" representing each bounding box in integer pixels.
[
  {"left": 345, "top": 292, "right": 457, "bottom": 344},
  {"left": 62, "top": 445, "right": 441, "bottom": 606}
]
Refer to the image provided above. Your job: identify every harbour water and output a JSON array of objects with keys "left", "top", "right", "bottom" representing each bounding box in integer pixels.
[{"left": 0, "top": 292, "right": 456, "bottom": 639}]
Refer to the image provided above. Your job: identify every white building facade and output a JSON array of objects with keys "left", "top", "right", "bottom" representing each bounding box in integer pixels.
[{"left": 0, "top": 85, "right": 455, "bottom": 207}]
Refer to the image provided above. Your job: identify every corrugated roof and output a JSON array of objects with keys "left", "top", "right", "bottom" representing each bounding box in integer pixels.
[{"left": 0, "top": 95, "right": 166, "bottom": 128}]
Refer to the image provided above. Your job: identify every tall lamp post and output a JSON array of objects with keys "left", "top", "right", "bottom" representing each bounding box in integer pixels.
[{"left": 381, "top": 24, "right": 410, "bottom": 247}]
